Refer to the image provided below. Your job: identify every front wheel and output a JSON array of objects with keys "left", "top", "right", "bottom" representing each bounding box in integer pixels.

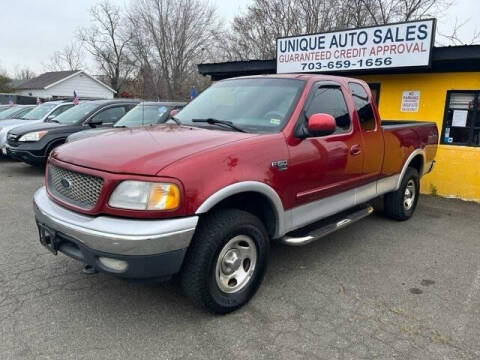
[
  {"left": 180, "top": 209, "right": 269, "bottom": 314},
  {"left": 384, "top": 167, "right": 420, "bottom": 221}
]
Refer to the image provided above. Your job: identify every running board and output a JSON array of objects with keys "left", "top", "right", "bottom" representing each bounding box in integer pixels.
[{"left": 280, "top": 205, "right": 374, "bottom": 246}]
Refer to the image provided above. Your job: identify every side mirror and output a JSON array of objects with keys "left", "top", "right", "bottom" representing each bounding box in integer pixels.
[
  {"left": 307, "top": 113, "right": 336, "bottom": 136},
  {"left": 47, "top": 114, "right": 55, "bottom": 120},
  {"left": 88, "top": 118, "right": 103, "bottom": 127}
]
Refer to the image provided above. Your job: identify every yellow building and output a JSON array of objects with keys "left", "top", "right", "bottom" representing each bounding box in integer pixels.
[
  {"left": 199, "top": 45, "right": 480, "bottom": 202},
  {"left": 360, "top": 71, "right": 480, "bottom": 201}
]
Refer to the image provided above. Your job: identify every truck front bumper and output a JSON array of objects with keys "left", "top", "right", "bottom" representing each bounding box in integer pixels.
[{"left": 33, "top": 187, "right": 198, "bottom": 279}]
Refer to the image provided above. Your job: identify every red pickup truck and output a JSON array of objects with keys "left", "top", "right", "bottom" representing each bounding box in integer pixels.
[{"left": 33, "top": 74, "right": 437, "bottom": 313}]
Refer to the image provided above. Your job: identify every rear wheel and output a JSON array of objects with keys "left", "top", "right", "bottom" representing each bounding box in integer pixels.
[
  {"left": 384, "top": 167, "right": 420, "bottom": 221},
  {"left": 180, "top": 209, "right": 269, "bottom": 314}
]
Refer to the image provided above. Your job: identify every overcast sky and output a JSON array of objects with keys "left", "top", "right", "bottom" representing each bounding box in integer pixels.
[{"left": 0, "top": 0, "right": 477, "bottom": 77}]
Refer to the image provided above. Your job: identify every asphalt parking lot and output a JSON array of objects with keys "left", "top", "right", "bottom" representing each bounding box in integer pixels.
[{"left": 1, "top": 158, "right": 480, "bottom": 360}]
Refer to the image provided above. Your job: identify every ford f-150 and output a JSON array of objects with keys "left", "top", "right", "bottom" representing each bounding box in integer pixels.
[{"left": 32, "top": 74, "right": 438, "bottom": 313}]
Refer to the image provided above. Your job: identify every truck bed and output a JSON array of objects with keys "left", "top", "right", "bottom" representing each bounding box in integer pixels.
[{"left": 380, "top": 120, "right": 438, "bottom": 178}]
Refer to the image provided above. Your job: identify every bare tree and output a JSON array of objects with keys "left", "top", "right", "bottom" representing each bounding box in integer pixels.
[
  {"left": 221, "top": 0, "right": 375, "bottom": 61},
  {"left": 14, "top": 66, "right": 36, "bottom": 80},
  {"left": 0, "top": 64, "right": 12, "bottom": 92},
  {"left": 128, "top": 0, "right": 221, "bottom": 99},
  {"left": 437, "top": 17, "right": 480, "bottom": 45},
  {"left": 127, "top": 12, "right": 165, "bottom": 99},
  {"left": 78, "top": 0, "right": 135, "bottom": 95},
  {"left": 222, "top": 0, "right": 452, "bottom": 61},
  {"left": 44, "top": 43, "right": 85, "bottom": 71},
  {"left": 359, "top": 0, "right": 452, "bottom": 24}
]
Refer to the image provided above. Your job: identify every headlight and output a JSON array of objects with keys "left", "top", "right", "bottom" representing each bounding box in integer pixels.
[
  {"left": 18, "top": 131, "right": 48, "bottom": 142},
  {"left": 108, "top": 181, "right": 180, "bottom": 211}
]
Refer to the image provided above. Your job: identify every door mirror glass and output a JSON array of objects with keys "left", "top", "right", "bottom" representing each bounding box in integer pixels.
[{"left": 307, "top": 113, "right": 336, "bottom": 135}]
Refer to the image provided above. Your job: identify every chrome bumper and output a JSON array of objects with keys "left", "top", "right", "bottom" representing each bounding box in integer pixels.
[{"left": 33, "top": 187, "right": 198, "bottom": 256}]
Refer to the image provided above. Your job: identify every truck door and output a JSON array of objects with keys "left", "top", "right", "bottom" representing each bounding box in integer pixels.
[
  {"left": 348, "top": 82, "right": 384, "bottom": 184},
  {"left": 286, "top": 82, "right": 365, "bottom": 211}
]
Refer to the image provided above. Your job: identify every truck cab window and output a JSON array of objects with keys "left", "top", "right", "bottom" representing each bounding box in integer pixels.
[
  {"left": 367, "top": 83, "right": 381, "bottom": 105},
  {"left": 349, "top": 82, "right": 376, "bottom": 131},
  {"left": 306, "top": 87, "right": 350, "bottom": 133}
]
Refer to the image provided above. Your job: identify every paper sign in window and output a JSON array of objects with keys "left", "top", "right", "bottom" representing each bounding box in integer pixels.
[{"left": 452, "top": 110, "right": 468, "bottom": 127}]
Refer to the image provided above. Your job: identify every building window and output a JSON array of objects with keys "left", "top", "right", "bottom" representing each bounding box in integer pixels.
[{"left": 441, "top": 91, "right": 480, "bottom": 147}]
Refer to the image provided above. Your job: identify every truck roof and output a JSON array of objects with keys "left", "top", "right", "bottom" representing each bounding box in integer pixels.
[{"left": 228, "top": 73, "right": 365, "bottom": 85}]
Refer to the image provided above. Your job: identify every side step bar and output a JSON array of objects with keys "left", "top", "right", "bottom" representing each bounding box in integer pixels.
[{"left": 280, "top": 205, "right": 374, "bottom": 246}]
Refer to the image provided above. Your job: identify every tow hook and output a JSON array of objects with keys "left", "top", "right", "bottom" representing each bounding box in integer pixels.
[{"left": 82, "top": 264, "right": 98, "bottom": 275}]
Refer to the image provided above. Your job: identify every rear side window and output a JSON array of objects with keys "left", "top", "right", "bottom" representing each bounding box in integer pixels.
[
  {"left": 306, "top": 87, "right": 350, "bottom": 133},
  {"left": 91, "top": 106, "right": 127, "bottom": 124},
  {"left": 50, "top": 104, "right": 73, "bottom": 118},
  {"left": 349, "top": 83, "right": 376, "bottom": 131}
]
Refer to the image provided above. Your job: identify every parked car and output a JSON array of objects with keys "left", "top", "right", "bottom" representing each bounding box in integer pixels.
[
  {"left": 32, "top": 75, "right": 438, "bottom": 313},
  {"left": 6, "top": 99, "right": 139, "bottom": 166},
  {"left": 0, "top": 105, "right": 35, "bottom": 121},
  {"left": 66, "top": 101, "right": 186, "bottom": 143},
  {"left": 0, "top": 105, "right": 12, "bottom": 113},
  {"left": 0, "top": 101, "right": 74, "bottom": 156}
]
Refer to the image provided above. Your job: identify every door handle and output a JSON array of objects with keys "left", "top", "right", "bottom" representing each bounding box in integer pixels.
[{"left": 350, "top": 145, "right": 361, "bottom": 156}]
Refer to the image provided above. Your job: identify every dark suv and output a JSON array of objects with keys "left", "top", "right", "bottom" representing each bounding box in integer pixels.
[
  {"left": 66, "top": 101, "right": 186, "bottom": 143},
  {"left": 6, "top": 99, "right": 139, "bottom": 166}
]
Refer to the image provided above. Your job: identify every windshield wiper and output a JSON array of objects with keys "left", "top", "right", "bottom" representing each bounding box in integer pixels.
[
  {"left": 167, "top": 115, "right": 182, "bottom": 125},
  {"left": 192, "top": 118, "right": 246, "bottom": 133}
]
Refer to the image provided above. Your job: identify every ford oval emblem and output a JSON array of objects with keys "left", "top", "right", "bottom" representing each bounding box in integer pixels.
[{"left": 60, "top": 178, "right": 72, "bottom": 190}]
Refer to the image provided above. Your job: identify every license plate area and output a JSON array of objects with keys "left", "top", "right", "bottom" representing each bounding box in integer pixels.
[{"left": 37, "top": 223, "right": 59, "bottom": 255}]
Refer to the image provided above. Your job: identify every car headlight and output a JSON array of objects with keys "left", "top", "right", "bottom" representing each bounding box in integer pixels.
[
  {"left": 18, "top": 131, "right": 48, "bottom": 142},
  {"left": 108, "top": 181, "right": 180, "bottom": 211}
]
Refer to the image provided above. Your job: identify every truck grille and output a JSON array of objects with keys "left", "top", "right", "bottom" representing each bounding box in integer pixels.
[{"left": 47, "top": 165, "right": 104, "bottom": 209}]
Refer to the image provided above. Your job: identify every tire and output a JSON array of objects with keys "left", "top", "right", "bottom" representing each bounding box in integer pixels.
[
  {"left": 180, "top": 208, "right": 269, "bottom": 314},
  {"left": 384, "top": 167, "right": 420, "bottom": 221},
  {"left": 42, "top": 141, "right": 63, "bottom": 167}
]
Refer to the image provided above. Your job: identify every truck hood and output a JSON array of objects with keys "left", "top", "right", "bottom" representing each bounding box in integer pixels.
[
  {"left": 53, "top": 125, "right": 258, "bottom": 176},
  {"left": 66, "top": 128, "right": 117, "bottom": 143}
]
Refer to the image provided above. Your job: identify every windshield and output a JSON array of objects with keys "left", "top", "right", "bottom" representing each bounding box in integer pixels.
[
  {"left": 0, "top": 106, "right": 32, "bottom": 120},
  {"left": 54, "top": 103, "right": 99, "bottom": 124},
  {"left": 176, "top": 78, "right": 304, "bottom": 133},
  {"left": 114, "top": 104, "right": 169, "bottom": 127},
  {"left": 21, "top": 103, "right": 56, "bottom": 120}
]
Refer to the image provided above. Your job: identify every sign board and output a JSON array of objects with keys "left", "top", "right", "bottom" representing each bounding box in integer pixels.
[
  {"left": 276, "top": 19, "right": 435, "bottom": 74},
  {"left": 451, "top": 110, "right": 468, "bottom": 127},
  {"left": 401, "top": 91, "right": 420, "bottom": 112}
]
